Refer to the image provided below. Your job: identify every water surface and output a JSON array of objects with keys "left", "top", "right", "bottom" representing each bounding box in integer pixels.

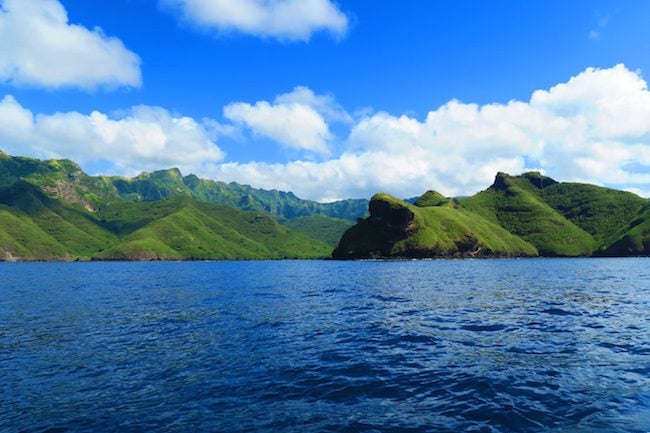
[{"left": 1, "top": 259, "right": 650, "bottom": 432}]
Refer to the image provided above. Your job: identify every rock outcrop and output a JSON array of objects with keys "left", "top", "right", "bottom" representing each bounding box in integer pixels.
[{"left": 332, "top": 193, "right": 538, "bottom": 259}]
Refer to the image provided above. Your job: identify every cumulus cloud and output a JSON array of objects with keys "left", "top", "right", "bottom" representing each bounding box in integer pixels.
[
  {"left": 161, "top": 0, "right": 348, "bottom": 41},
  {"left": 4, "top": 65, "right": 650, "bottom": 203},
  {"left": 275, "top": 86, "right": 352, "bottom": 123},
  {"left": 0, "top": 0, "right": 141, "bottom": 89},
  {"left": 223, "top": 87, "right": 344, "bottom": 156},
  {"left": 0, "top": 95, "right": 223, "bottom": 176},
  {"left": 213, "top": 65, "right": 650, "bottom": 201}
]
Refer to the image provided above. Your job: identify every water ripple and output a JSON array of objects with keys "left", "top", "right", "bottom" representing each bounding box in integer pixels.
[{"left": 1, "top": 259, "right": 650, "bottom": 432}]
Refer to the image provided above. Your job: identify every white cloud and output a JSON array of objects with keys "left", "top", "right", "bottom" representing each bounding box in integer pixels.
[
  {"left": 0, "top": 95, "right": 223, "bottom": 176},
  {"left": 161, "top": 0, "right": 348, "bottom": 41},
  {"left": 4, "top": 65, "right": 650, "bottom": 203},
  {"left": 275, "top": 86, "right": 352, "bottom": 123},
  {"left": 212, "top": 65, "right": 650, "bottom": 201},
  {"left": 224, "top": 87, "right": 339, "bottom": 156},
  {"left": 0, "top": 0, "right": 141, "bottom": 89}
]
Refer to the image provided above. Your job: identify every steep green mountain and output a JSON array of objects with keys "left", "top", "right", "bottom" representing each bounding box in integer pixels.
[
  {"left": 112, "top": 170, "right": 367, "bottom": 220},
  {"left": 283, "top": 215, "right": 354, "bottom": 247},
  {"left": 459, "top": 173, "right": 597, "bottom": 256},
  {"left": 95, "top": 198, "right": 331, "bottom": 260},
  {"left": 0, "top": 181, "right": 117, "bottom": 260},
  {"left": 335, "top": 172, "right": 650, "bottom": 259},
  {"left": 4, "top": 151, "right": 650, "bottom": 261},
  {"left": 600, "top": 206, "right": 650, "bottom": 256},
  {"left": 0, "top": 181, "right": 331, "bottom": 261},
  {"left": 333, "top": 193, "right": 538, "bottom": 259},
  {"left": 538, "top": 182, "right": 647, "bottom": 247},
  {"left": 0, "top": 151, "right": 120, "bottom": 211},
  {"left": 0, "top": 151, "right": 368, "bottom": 221}
]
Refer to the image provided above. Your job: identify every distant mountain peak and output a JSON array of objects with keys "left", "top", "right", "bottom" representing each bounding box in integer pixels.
[
  {"left": 520, "top": 171, "right": 558, "bottom": 189},
  {"left": 0, "top": 152, "right": 368, "bottom": 221},
  {"left": 491, "top": 171, "right": 557, "bottom": 191},
  {"left": 414, "top": 190, "right": 448, "bottom": 207},
  {"left": 135, "top": 167, "right": 183, "bottom": 180},
  {"left": 491, "top": 172, "right": 512, "bottom": 190}
]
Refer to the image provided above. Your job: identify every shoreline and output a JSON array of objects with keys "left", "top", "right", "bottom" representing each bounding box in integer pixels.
[{"left": 1, "top": 255, "right": 648, "bottom": 264}]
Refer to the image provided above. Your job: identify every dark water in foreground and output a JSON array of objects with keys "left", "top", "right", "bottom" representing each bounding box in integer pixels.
[{"left": 1, "top": 259, "right": 650, "bottom": 432}]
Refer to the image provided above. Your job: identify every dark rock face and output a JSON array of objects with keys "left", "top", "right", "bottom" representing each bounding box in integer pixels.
[
  {"left": 521, "top": 172, "right": 558, "bottom": 189},
  {"left": 332, "top": 195, "right": 414, "bottom": 259},
  {"left": 368, "top": 198, "right": 414, "bottom": 233},
  {"left": 492, "top": 172, "right": 511, "bottom": 190},
  {"left": 492, "top": 171, "right": 558, "bottom": 191}
]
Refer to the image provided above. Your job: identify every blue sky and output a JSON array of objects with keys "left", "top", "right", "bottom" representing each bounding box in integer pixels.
[{"left": 1, "top": 0, "right": 650, "bottom": 201}]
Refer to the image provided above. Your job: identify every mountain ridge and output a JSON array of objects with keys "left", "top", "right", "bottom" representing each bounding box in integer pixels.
[
  {"left": 0, "top": 151, "right": 368, "bottom": 221},
  {"left": 334, "top": 172, "right": 650, "bottom": 259},
  {"left": 3, "top": 151, "right": 650, "bottom": 261},
  {"left": 0, "top": 181, "right": 332, "bottom": 261}
]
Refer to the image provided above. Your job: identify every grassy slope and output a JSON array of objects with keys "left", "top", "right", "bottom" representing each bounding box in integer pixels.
[
  {"left": 1, "top": 151, "right": 367, "bottom": 221},
  {"left": 600, "top": 206, "right": 650, "bottom": 256},
  {"left": 0, "top": 181, "right": 117, "bottom": 260},
  {"left": 397, "top": 203, "right": 538, "bottom": 256},
  {"left": 0, "top": 181, "right": 332, "bottom": 261},
  {"left": 116, "top": 171, "right": 368, "bottom": 221},
  {"left": 0, "top": 153, "right": 121, "bottom": 209},
  {"left": 413, "top": 190, "right": 449, "bottom": 207},
  {"left": 334, "top": 193, "right": 537, "bottom": 259},
  {"left": 283, "top": 215, "right": 354, "bottom": 247},
  {"left": 459, "top": 174, "right": 597, "bottom": 256},
  {"left": 4, "top": 151, "right": 650, "bottom": 259},
  {"left": 95, "top": 198, "right": 332, "bottom": 260},
  {"left": 539, "top": 183, "right": 647, "bottom": 246},
  {"left": 0, "top": 206, "right": 70, "bottom": 260}
]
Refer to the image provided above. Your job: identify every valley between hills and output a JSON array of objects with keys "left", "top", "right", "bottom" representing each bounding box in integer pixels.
[{"left": 1, "top": 150, "right": 649, "bottom": 261}]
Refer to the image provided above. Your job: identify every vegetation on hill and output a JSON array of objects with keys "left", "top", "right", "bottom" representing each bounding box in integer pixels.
[
  {"left": 600, "top": 206, "right": 650, "bottom": 256},
  {"left": 283, "top": 215, "right": 354, "bottom": 247},
  {"left": 413, "top": 190, "right": 450, "bottom": 207},
  {"left": 0, "top": 181, "right": 116, "bottom": 260},
  {"left": 0, "top": 151, "right": 368, "bottom": 221},
  {"left": 459, "top": 173, "right": 597, "bottom": 256},
  {"left": 3, "top": 151, "right": 650, "bottom": 261},
  {"left": 333, "top": 193, "right": 537, "bottom": 259},
  {"left": 95, "top": 198, "right": 331, "bottom": 260},
  {"left": 0, "top": 181, "right": 331, "bottom": 261},
  {"left": 539, "top": 182, "right": 647, "bottom": 246},
  {"left": 335, "top": 172, "right": 650, "bottom": 259}
]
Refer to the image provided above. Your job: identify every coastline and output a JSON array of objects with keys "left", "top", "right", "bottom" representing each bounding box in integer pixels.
[{"left": 1, "top": 254, "right": 648, "bottom": 263}]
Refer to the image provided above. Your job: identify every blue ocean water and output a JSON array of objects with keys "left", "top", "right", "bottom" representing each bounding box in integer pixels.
[{"left": 1, "top": 259, "right": 650, "bottom": 432}]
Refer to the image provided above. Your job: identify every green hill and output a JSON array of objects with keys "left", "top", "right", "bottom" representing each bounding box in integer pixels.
[
  {"left": 538, "top": 182, "right": 647, "bottom": 247},
  {"left": 112, "top": 170, "right": 367, "bottom": 220},
  {"left": 459, "top": 173, "right": 597, "bottom": 256},
  {"left": 413, "top": 190, "right": 450, "bottom": 207},
  {"left": 0, "top": 181, "right": 331, "bottom": 261},
  {"left": 335, "top": 172, "right": 650, "bottom": 259},
  {"left": 0, "top": 151, "right": 368, "bottom": 221},
  {"left": 3, "top": 151, "right": 650, "bottom": 261},
  {"left": 96, "top": 198, "right": 331, "bottom": 260},
  {"left": 283, "top": 215, "right": 354, "bottom": 247},
  {"left": 600, "top": 206, "right": 650, "bottom": 256},
  {"left": 0, "top": 181, "right": 117, "bottom": 260},
  {"left": 333, "top": 193, "right": 537, "bottom": 259},
  {"left": 0, "top": 152, "right": 120, "bottom": 211}
]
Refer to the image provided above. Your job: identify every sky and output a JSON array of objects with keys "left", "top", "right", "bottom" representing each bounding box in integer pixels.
[{"left": 1, "top": 0, "right": 650, "bottom": 201}]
